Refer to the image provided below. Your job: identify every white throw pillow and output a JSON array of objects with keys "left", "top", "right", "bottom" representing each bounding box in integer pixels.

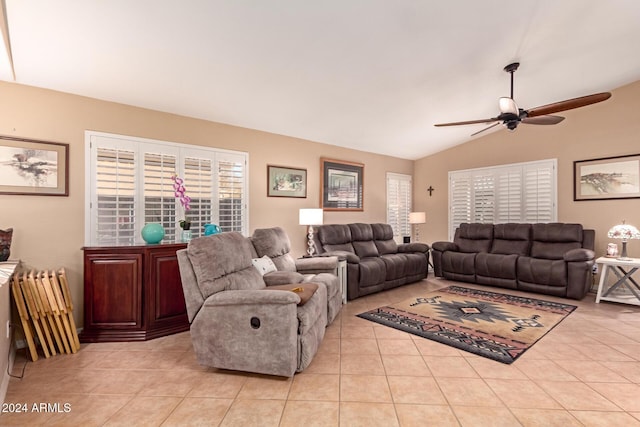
[{"left": 251, "top": 255, "right": 278, "bottom": 276}]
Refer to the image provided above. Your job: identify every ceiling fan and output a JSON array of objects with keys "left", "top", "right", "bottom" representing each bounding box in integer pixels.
[{"left": 434, "top": 62, "right": 611, "bottom": 136}]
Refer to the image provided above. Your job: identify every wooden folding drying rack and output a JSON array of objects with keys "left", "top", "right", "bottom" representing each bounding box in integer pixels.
[{"left": 11, "top": 268, "right": 80, "bottom": 361}]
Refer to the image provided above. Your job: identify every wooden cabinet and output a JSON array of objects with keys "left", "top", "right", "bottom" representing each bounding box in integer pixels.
[{"left": 81, "top": 243, "right": 189, "bottom": 342}]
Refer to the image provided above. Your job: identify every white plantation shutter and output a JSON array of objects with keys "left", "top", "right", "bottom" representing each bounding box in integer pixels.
[
  {"left": 386, "top": 173, "right": 412, "bottom": 243},
  {"left": 143, "top": 152, "right": 178, "bottom": 241},
  {"left": 94, "top": 146, "right": 137, "bottom": 245},
  {"left": 496, "top": 167, "right": 522, "bottom": 223},
  {"left": 523, "top": 163, "right": 554, "bottom": 222},
  {"left": 448, "top": 159, "right": 556, "bottom": 239},
  {"left": 86, "top": 132, "right": 248, "bottom": 246},
  {"left": 183, "top": 155, "right": 214, "bottom": 235},
  {"left": 449, "top": 174, "right": 472, "bottom": 239},
  {"left": 473, "top": 173, "right": 495, "bottom": 223},
  {"left": 216, "top": 153, "right": 247, "bottom": 233}
]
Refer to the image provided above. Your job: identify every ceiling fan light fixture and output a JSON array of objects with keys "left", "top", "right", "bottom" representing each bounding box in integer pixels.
[
  {"left": 506, "top": 121, "right": 519, "bottom": 131},
  {"left": 499, "top": 97, "right": 518, "bottom": 115}
]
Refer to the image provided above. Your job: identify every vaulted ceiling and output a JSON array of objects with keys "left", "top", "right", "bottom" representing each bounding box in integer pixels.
[{"left": 3, "top": 1, "right": 640, "bottom": 159}]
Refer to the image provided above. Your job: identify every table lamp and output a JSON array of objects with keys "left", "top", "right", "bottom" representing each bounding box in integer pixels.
[
  {"left": 299, "top": 208, "right": 323, "bottom": 257},
  {"left": 409, "top": 212, "right": 426, "bottom": 242},
  {"left": 607, "top": 221, "right": 640, "bottom": 261}
]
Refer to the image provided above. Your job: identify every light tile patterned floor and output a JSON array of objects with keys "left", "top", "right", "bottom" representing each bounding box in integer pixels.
[{"left": 2, "top": 278, "right": 640, "bottom": 426}]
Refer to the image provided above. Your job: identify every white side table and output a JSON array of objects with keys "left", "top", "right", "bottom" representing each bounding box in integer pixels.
[
  {"left": 595, "top": 256, "right": 640, "bottom": 306},
  {"left": 337, "top": 259, "right": 348, "bottom": 304}
]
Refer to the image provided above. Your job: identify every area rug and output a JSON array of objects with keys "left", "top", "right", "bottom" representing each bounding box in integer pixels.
[{"left": 357, "top": 285, "right": 577, "bottom": 364}]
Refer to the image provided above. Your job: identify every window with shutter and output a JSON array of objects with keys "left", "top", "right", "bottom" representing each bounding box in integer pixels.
[
  {"left": 143, "top": 152, "right": 178, "bottom": 241},
  {"left": 86, "top": 131, "right": 248, "bottom": 246},
  {"left": 183, "top": 155, "right": 214, "bottom": 235},
  {"left": 216, "top": 153, "right": 247, "bottom": 233},
  {"left": 449, "top": 174, "right": 472, "bottom": 239},
  {"left": 94, "top": 147, "right": 136, "bottom": 245},
  {"left": 448, "top": 159, "right": 556, "bottom": 239},
  {"left": 386, "top": 173, "right": 412, "bottom": 243}
]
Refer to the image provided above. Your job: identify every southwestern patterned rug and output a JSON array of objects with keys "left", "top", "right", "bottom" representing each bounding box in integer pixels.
[{"left": 357, "top": 285, "right": 577, "bottom": 364}]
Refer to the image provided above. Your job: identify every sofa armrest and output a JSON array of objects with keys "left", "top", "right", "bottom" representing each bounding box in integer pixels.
[
  {"left": 295, "top": 255, "right": 339, "bottom": 273},
  {"left": 432, "top": 241, "right": 458, "bottom": 252},
  {"left": 398, "top": 242, "right": 430, "bottom": 253},
  {"left": 564, "top": 248, "right": 595, "bottom": 262},
  {"left": 263, "top": 271, "right": 305, "bottom": 286},
  {"left": 322, "top": 250, "right": 360, "bottom": 264},
  {"left": 205, "top": 289, "right": 301, "bottom": 306}
]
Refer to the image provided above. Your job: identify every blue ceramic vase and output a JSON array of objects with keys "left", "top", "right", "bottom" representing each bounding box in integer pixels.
[
  {"left": 141, "top": 223, "right": 165, "bottom": 244},
  {"left": 204, "top": 223, "right": 222, "bottom": 236}
]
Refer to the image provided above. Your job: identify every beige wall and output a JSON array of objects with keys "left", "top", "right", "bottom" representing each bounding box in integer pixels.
[
  {"left": 0, "top": 81, "right": 413, "bottom": 328},
  {"left": 414, "top": 80, "right": 640, "bottom": 256}
]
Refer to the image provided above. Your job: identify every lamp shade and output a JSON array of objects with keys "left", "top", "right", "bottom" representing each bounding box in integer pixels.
[
  {"left": 607, "top": 222, "right": 640, "bottom": 241},
  {"left": 499, "top": 97, "right": 519, "bottom": 115},
  {"left": 409, "top": 212, "right": 426, "bottom": 224},
  {"left": 299, "top": 208, "right": 323, "bottom": 226}
]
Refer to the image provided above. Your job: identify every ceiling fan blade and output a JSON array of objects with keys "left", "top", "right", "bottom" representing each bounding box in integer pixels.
[
  {"left": 521, "top": 115, "right": 565, "bottom": 125},
  {"left": 526, "top": 92, "right": 611, "bottom": 117},
  {"left": 471, "top": 122, "right": 501, "bottom": 136},
  {"left": 434, "top": 117, "right": 499, "bottom": 127}
]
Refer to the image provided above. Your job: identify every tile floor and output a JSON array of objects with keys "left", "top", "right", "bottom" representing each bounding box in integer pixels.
[{"left": 2, "top": 277, "right": 640, "bottom": 426}]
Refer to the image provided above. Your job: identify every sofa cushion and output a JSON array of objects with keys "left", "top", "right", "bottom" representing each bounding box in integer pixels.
[
  {"left": 348, "top": 223, "right": 374, "bottom": 241},
  {"left": 476, "top": 253, "right": 518, "bottom": 279},
  {"left": 517, "top": 256, "right": 568, "bottom": 287},
  {"left": 442, "top": 251, "right": 476, "bottom": 275},
  {"left": 317, "top": 224, "right": 351, "bottom": 246},
  {"left": 188, "top": 232, "right": 265, "bottom": 298},
  {"left": 358, "top": 257, "right": 386, "bottom": 288},
  {"left": 251, "top": 255, "right": 278, "bottom": 276},
  {"left": 375, "top": 239, "right": 398, "bottom": 255},
  {"left": 530, "top": 223, "right": 583, "bottom": 260},
  {"left": 353, "top": 240, "right": 380, "bottom": 258},
  {"left": 324, "top": 243, "right": 356, "bottom": 254},
  {"left": 491, "top": 223, "right": 531, "bottom": 255},
  {"left": 380, "top": 253, "right": 407, "bottom": 281},
  {"left": 455, "top": 223, "right": 493, "bottom": 253},
  {"left": 251, "top": 227, "right": 297, "bottom": 271},
  {"left": 371, "top": 223, "right": 399, "bottom": 255}
]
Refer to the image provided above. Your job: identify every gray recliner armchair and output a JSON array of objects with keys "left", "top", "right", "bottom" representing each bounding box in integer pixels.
[
  {"left": 177, "top": 232, "right": 327, "bottom": 377},
  {"left": 251, "top": 227, "right": 342, "bottom": 325}
]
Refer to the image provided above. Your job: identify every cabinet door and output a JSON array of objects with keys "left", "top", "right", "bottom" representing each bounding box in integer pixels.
[
  {"left": 146, "top": 247, "right": 188, "bottom": 332},
  {"left": 84, "top": 253, "right": 143, "bottom": 331}
]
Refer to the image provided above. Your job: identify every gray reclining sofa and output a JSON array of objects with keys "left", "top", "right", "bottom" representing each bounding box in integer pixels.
[
  {"left": 312, "top": 223, "right": 430, "bottom": 301},
  {"left": 431, "top": 222, "right": 595, "bottom": 299}
]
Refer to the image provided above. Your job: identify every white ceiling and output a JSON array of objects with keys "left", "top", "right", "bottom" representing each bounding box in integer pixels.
[{"left": 3, "top": 0, "right": 640, "bottom": 160}]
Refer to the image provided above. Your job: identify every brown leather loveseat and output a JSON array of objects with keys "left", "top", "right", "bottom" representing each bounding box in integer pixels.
[
  {"left": 313, "top": 223, "right": 430, "bottom": 301},
  {"left": 431, "top": 223, "right": 595, "bottom": 299}
]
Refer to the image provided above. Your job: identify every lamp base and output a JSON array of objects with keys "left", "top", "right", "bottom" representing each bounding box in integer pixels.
[
  {"left": 306, "top": 225, "right": 317, "bottom": 257},
  {"left": 616, "top": 241, "right": 630, "bottom": 261}
]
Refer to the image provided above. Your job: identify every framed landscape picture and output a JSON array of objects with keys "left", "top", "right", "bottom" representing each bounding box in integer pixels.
[
  {"left": 320, "top": 158, "right": 364, "bottom": 211},
  {"left": 0, "top": 136, "right": 69, "bottom": 196},
  {"left": 267, "top": 165, "right": 307, "bottom": 198},
  {"left": 574, "top": 154, "right": 640, "bottom": 201}
]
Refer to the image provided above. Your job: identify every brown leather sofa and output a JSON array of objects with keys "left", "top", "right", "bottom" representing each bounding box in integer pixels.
[
  {"left": 431, "top": 223, "right": 595, "bottom": 299},
  {"left": 312, "top": 223, "right": 430, "bottom": 301}
]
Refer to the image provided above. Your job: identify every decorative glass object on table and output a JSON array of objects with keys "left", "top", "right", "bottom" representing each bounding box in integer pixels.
[{"left": 141, "top": 223, "right": 165, "bottom": 244}]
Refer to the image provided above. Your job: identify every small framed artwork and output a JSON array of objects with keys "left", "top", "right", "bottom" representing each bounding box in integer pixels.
[
  {"left": 0, "top": 135, "right": 69, "bottom": 196},
  {"left": 320, "top": 158, "right": 364, "bottom": 211},
  {"left": 267, "top": 165, "right": 307, "bottom": 198},
  {"left": 574, "top": 153, "right": 640, "bottom": 201}
]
